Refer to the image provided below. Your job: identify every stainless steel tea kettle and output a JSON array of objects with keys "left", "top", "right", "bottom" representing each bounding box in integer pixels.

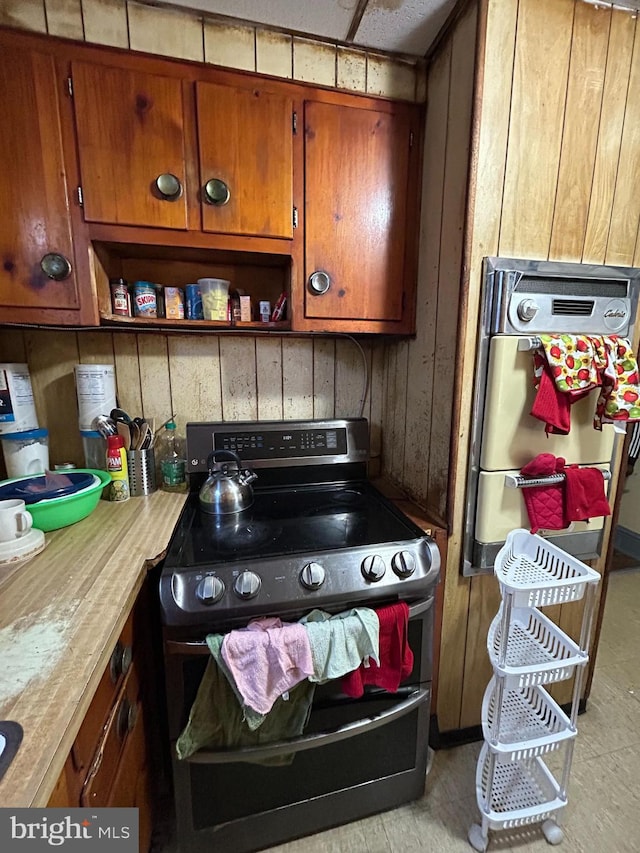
[{"left": 199, "top": 450, "right": 258, "bottom": 514}]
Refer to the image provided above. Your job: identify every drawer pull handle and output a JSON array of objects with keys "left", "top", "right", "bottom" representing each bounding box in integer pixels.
[
  {"left": 109, "top": 642, "right": 133, "bottom": 683},
  {"left": 116, "top": 698, "right": 137, "bottom": 740}
]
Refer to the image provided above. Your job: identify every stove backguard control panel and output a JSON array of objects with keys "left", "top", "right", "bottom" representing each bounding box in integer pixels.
[
  {"left": 215, "top": 427, "right": 346, "bottom": 459},
  {"left": 186, "top": 418, "right": 369, "bottom": 471}
]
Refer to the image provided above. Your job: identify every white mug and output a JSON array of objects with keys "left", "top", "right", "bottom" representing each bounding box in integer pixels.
[{"left": 0, "top": 499, "right": 33, "bottom": 542}]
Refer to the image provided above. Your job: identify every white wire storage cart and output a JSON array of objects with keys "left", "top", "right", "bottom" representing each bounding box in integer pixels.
[{"left": 468, "top": 528, "right": 601, "bottom": 852}]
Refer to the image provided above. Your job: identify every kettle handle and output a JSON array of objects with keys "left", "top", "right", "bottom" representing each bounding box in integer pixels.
[{"left": 206, "top": 449, "right": 242, "bottom": 473}]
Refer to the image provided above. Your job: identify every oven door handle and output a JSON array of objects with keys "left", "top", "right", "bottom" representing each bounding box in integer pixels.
[
  {"left": 165, "top": 596, "right": 436, "bottom": 656},
  {"left": 181, "top": 685, "right": 431, "bottom": 764}
]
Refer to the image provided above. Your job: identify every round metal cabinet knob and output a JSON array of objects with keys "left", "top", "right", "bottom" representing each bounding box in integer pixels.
[
  {"left": 196, "top": 575, "right": 225, "bottom": 605},
  {"left": 155, "top": 173, "right": 183, "bottom": 201},
  {"left": 300, "top": 562, "right": 326, "bottom": 590},
  {"left": 391, "top": 550, "right": 416, "bottom": 579},
  {"left": 109, "top": 641, "right": 129, "bottom": 684},
  {"left": 361, "top": 554, "right": 386, "bottom": 582},
  {"left": 203, "top": 178, "right": 231, "bottom": 206},
  {"left": 116, "top": 698, "right": 137, "bottom": 740},
  {"left": 233, "top": 570, "right": 261, "bottom": 600},
  {"left": 308, "top": 271, "right": 331, "bottom": 295},
  {"left": 517, "top": 298, "right": 539, "bottom": 322},
  {"left": 40, "top": 253, "right": 72, "bottom": 281}
]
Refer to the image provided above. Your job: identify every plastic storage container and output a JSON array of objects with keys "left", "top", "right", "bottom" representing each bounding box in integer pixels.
[
  {"left": 198, "top": 278, "right": 230, "bottom": 321},
  {"left": 2, "top": 469, "right": 112, "bottom": 531},
  {"left": 81, "top": 430, "right": 107, "bottom": 470},
  {"left": 1, "top": 428, "right": 49, "bottom": 478}
]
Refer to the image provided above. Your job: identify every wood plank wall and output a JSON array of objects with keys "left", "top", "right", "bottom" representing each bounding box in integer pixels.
[
  {"left": 0, "top": 329, "right": 384, "bottom": 477},
  {"left": 0, "top": 0, "right": 425, "bottom": 103},
  {"left": 385, "top": 0, "right": 640, "bottom": 732}
]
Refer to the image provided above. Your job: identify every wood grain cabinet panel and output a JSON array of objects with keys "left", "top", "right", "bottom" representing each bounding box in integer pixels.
[
  {"left": 303, "top": 99, "right": 417, "bottom": 331},
  {"left": 71, "top": 61, "right": 189, "bottom": 230},
  {"left": 196, "top": 82, "right": 294, "bottom": 238},
  {"left": 70, "top": 613, "right": 134, "bottom": 786},
  {"left": 46, "top": 588, "right": 156, "bottom": 852},
  {"left": 0, "top": 44, "right": 79, "bottom": 314}
]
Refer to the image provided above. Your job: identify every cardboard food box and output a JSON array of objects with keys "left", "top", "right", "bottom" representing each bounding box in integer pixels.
[{"left": 239, "top": 295, "right": 252, "bottom": 322}]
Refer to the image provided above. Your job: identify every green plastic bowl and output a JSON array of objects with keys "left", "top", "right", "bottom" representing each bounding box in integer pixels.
[{"left": 0, "top": 469, "right": 111, "bottom": 532}]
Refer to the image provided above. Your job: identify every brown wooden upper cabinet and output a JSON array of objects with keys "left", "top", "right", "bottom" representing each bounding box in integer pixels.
[
  {"left": 71, "top": 61, "right": 189, "bottom": 230},
  {"left": 301, "top": 98, "right": 419, "bottom": 334},
  {"left": 71, "top": 62, "right": 294, "bottom": 239},
  {"left": 0, "top": 42, "right": 85, "bottom": 324},
  {"left": 196, "top": 82, "right": 294, "bottom": 239}
]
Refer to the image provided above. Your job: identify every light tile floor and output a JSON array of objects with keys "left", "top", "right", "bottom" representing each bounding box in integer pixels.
[{"left": 162, "top": 568, "right": 640, "bottom": 853}]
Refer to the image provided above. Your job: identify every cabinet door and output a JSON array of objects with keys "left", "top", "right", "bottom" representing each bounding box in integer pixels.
[
  {"left": 81, "top": 663, "right": 141, "bottom": 808},
  {"left": 304, "top": 100, "right": 412, "bottom": 322},
  {"left": 196, "top": 82, "right": 294, "bottom": 238},
  {"left": 71, "top": 61, "right": 188, "bottom": 229},
  {"left": 106, "top": 706, "right": 153, "bottom": 853},
  {"left": 0, "top": 46, "right": 79, "bottom": 310}
]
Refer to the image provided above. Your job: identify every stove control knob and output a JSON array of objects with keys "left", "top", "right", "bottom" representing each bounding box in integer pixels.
[
  {"left": 234, "top": 570, "right": 261, "bottom": 600},
  {"left": 517, "top": 298, "right": 539, "bottom": 322},
  {"left": 392, "top": 550, "right": 416, "bottom": 578},
  {"left": 361, "top": 555, "right": 386, "bottom": 582},
  {"left": 300, "top": 562, "right": 326, "bottom": 590},
  {"left": 195, "top": 575, "right": 225, "bottom": 605}
]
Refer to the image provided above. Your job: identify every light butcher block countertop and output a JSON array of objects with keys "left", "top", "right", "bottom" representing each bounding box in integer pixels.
[{"left": 0, "top": 489, "right": 188, "bottom": 809}]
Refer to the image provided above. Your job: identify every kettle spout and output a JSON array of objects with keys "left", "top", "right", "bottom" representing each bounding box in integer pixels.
[{"left": 240, "top": 469, "right": 258, "bottom": 486}]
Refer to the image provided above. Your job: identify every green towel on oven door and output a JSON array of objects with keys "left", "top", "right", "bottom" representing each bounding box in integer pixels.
[
  {"left": 175, "top": 635, "right": 315, "bottom": 765},
  {"left": 299, "top": 607, "right": 380, "bottom": 683}
]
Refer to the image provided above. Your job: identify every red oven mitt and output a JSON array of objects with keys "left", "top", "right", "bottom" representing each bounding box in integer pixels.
[
  {"left": 341, "top": 602, "right": 413, "bottom": 698},
  {"left": 519, "top": 453, "right": 568, "bottom": 534}
]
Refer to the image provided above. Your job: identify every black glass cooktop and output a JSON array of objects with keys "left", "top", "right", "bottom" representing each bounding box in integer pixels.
[{"left": 164, "top": 482, "right": 424, "bottom": 568}]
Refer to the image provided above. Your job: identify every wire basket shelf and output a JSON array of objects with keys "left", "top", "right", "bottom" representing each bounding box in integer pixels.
[
  {"left": 482, "top": 675, "right": 576, "bottom": 762},
  {"left": 487, "top": 606, "right": 587, "bottom": 689},
  {"left": 475, "top": 743, "right": 566, "bottom": 831},
  {"left": 495, "top": 528, "right": 600, "bottom": 609}
]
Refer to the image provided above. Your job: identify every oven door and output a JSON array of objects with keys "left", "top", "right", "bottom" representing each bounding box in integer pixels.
[
  {"left": 481, "top": 336, "right": 615, "bottom": 470},
  {"left": 163, "top": 597, "right": 434, "bottom": 853},
  {"left": 466, "top": 335, "right": 616, "bottom": 574}
]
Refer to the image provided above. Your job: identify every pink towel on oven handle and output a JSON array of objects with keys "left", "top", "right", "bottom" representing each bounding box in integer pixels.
[{"left": 221, "top": 617, "right": 314, "bottom": 716}]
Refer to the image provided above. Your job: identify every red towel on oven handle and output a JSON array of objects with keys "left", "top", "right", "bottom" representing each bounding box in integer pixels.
[
  {"left": 341, "top": 602, "right": 413, "bottom": 698},
  {"left": 564, "top": 466, "right": 611, "bottom": 522},
  {"left": 530, "top": 357, "right": 572, "bottom": 435}
]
